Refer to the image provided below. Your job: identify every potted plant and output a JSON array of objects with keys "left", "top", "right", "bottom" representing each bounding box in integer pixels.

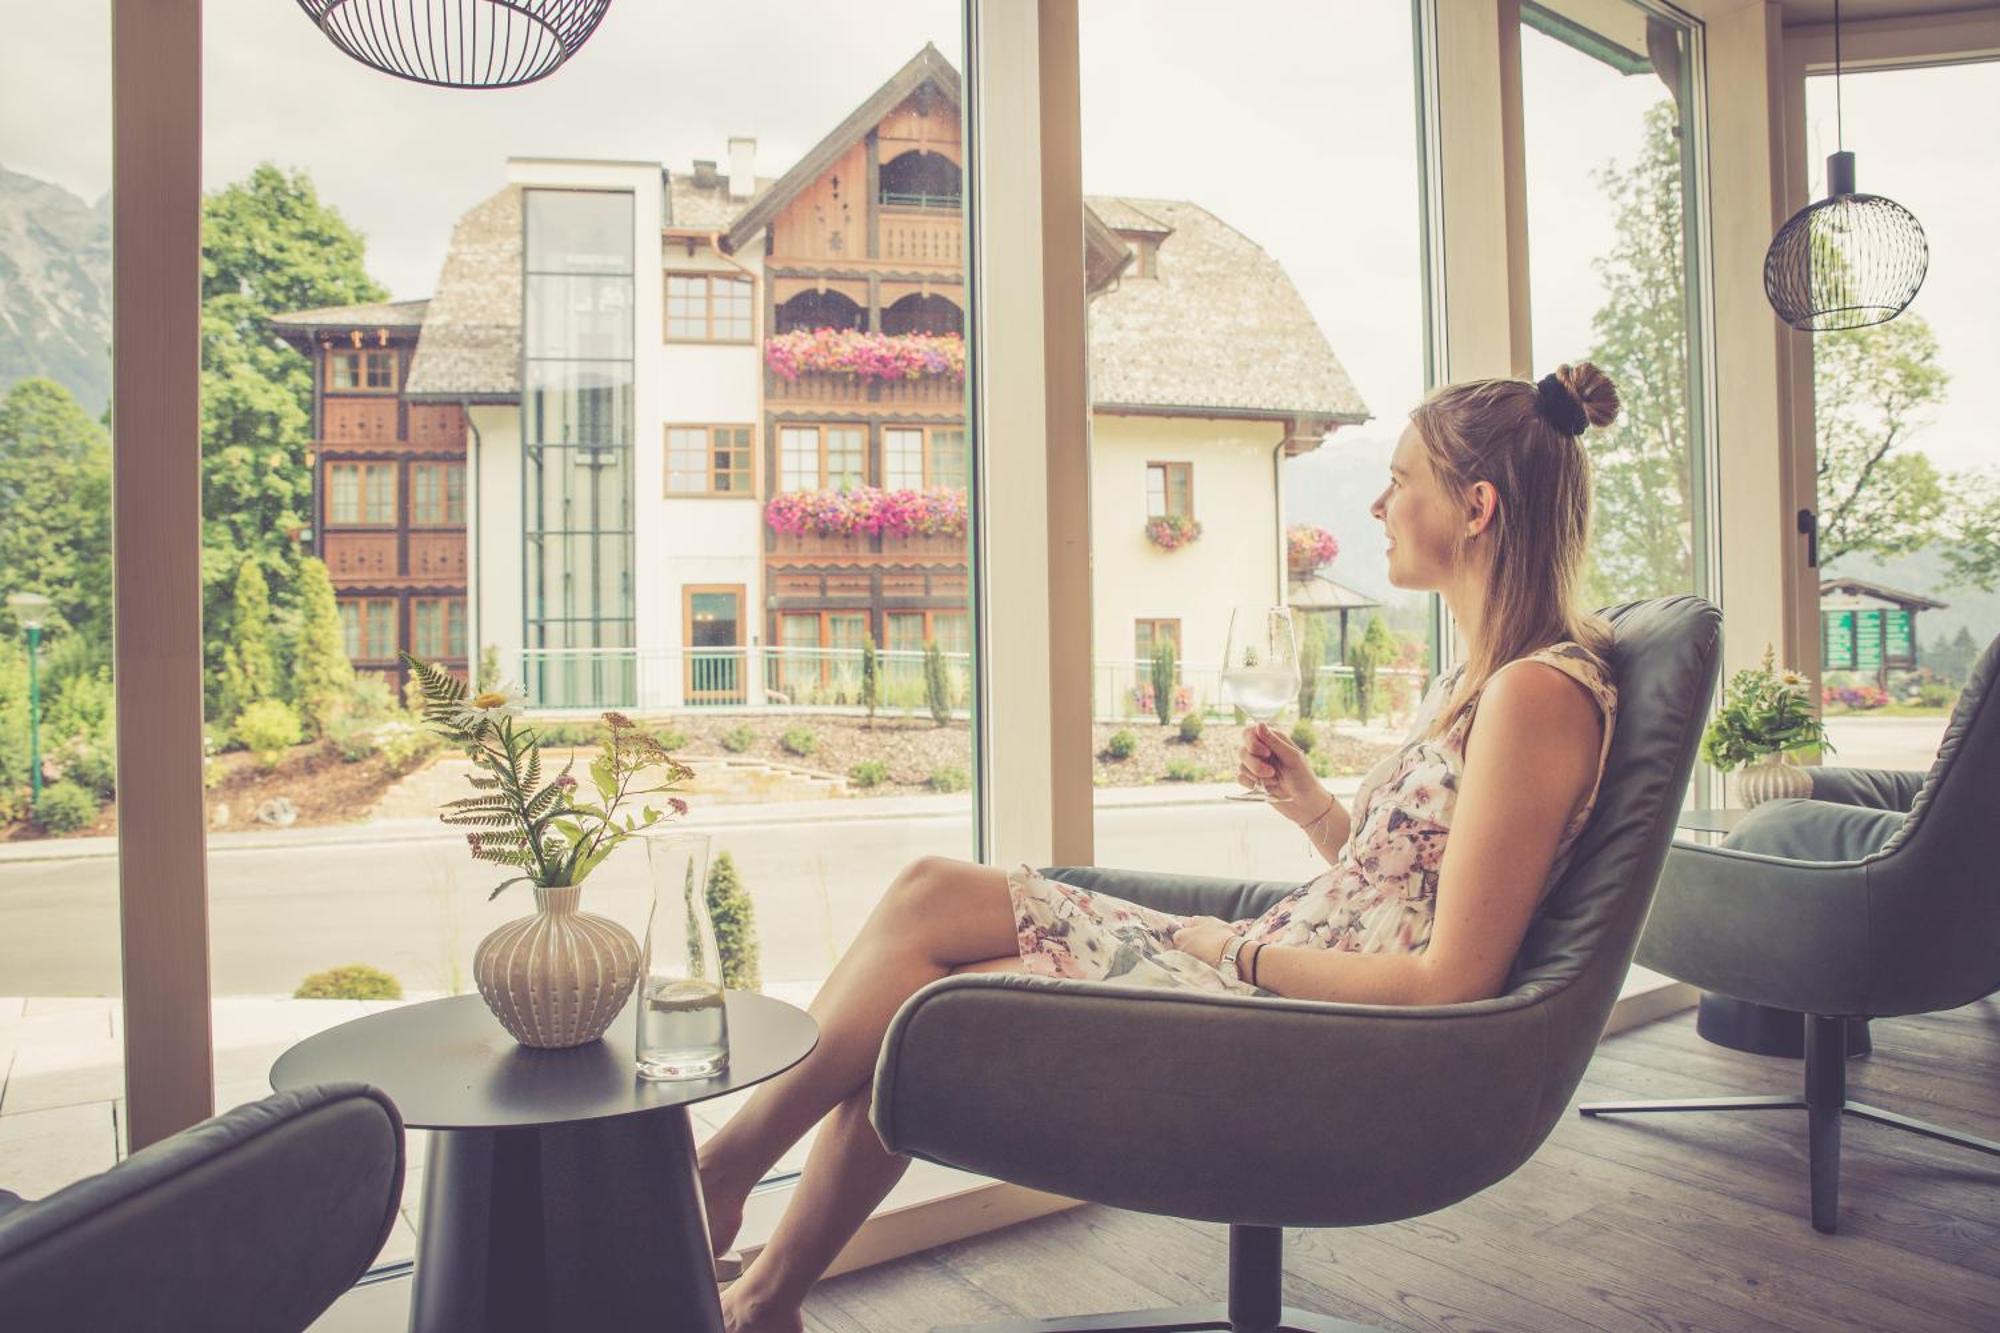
[
  {"left": 1286, "top": 524, "right": 1339, "bottom": 577},
  {"left": 404, "top": 656, "right": 692, "bottom": 1048},
  {"left": 1699, "top": 646, "right": 1832, "bottom": 807},
  {"left": 1145, "top": 514, "right": 1202, "bottom": 551}
]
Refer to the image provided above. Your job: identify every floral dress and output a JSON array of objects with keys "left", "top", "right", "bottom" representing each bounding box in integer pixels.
[{"left": 1010, "top": 642, "right": 1618, "bottom": 995}]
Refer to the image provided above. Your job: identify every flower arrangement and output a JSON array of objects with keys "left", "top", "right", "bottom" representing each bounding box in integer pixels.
[
  {"left": 1822, "top": 682, "right": 1889, "bottom": 711},
  {"left": 1131, "top": 683, "right": 1195, "bottom": 717},
  {"left": 1699, "top": 646, "right": 1831, "bottom": 771},
  {"left": 765, "top": 487, "right": 967, "bottom": 541},
  {"left": 1286, "top": 524, "right": 1339, "bottom": 574},
  {"left": 1145, "top": 514, "right": 1203, "bottom": 551},
  {"left": 764, "top": 328, "right": 966, "bottom": 385},
  {"left": 403, "top": 657, "right": 692, "bottom": 898}
]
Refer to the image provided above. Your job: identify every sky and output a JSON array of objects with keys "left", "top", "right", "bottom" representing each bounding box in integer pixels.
[{"left": 0, "top": 1, "right": 1991, "bottom": 476}]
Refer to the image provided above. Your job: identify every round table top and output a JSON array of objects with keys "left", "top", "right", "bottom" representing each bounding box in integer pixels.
[
  {"left": 270, "top": 991, "right": 817, "bottom": 1131},
  {"left": 1676, "top": 807, "right": 1747, "bottom": 836}
]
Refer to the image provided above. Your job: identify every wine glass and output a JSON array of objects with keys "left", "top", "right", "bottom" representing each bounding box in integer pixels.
[{"left": 1219, "top": 604, "right": 1301, "bottom": 802}]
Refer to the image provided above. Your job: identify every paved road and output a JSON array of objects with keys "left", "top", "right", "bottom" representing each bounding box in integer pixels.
[{"left": 0, "top": 790, "right": 1333, "bottom": 998}]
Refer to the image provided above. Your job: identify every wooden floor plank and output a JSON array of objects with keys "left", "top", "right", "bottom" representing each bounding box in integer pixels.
[{"left": 803, "top": 1003, "right": 2000, "bottom": 1331}]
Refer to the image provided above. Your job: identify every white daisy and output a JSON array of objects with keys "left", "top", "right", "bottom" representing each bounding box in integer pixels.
[{"left": 453, "top": 683, "right": 527, "bottom": 730}]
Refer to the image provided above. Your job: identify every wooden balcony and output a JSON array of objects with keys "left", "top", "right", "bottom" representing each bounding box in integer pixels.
[
  {"left": 319, "top": 398, "right": 467, "bottom": 454},
  {"left": 766, "top": 371, "right": 963, "bottom": 417},
  {"left": 768, "top": 529, "right": 968, "bottom": 566},
  {"left": 879, "top": 210, "right": 963, "bottom": 267}
]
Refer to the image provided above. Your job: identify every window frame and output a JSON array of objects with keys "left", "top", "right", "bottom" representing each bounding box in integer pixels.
[
  {"left": 1144, "top": 461, "right": 1193, "bottom": 519},
  {"left": 665, "top": 423, "right": 758, "bottom": 497},
  {"left": 664, "top": 270, "right": 756, "bottom": 344},
  {"left": 409, "top": 461, "right": 467, "bottom": 527},
  {"left": 1133, "top": 617, "right": 1183, "bottom": 667},
  {"left": 326, "top": 460, "right": 400, "bottom": 527},
  {"left": 339, "top": 596, "right": 400, "bottom": 664},
  {"left": 778, "top": 422, "right": 868, "bottom": 492},
  {"left": 410, "top": 596, "right": 468, "bottom": 661},
  {"left": 883, "top": 424, "right": 969, "bottom": 491},
  {"left": 326, "top": 347, "right": 400, "bottom": 394}
]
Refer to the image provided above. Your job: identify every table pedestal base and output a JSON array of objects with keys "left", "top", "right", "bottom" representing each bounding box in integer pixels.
[{"left": 414, "top": 1106, "right": 723, "bottom": 1333}]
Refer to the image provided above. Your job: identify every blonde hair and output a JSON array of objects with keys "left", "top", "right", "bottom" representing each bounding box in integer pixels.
[{"left": 1409, "top": 362, "right": 1619, "bottom": 735}]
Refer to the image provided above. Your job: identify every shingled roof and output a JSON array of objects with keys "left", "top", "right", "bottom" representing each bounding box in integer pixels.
[
  {"left": 666, "top": 170, "right": 778, "bottom": 231},
  {"left": 267, "top": 298, "right": 429, "bottom": 338},
  {"left": 1085, "top": 195, "right": 1370, "bottom": 428},
  {"left": 405, "top": 186, "right": 523, "bottom": 400}
]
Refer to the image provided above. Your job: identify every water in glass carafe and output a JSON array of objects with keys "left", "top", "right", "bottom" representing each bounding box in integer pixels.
[{"left": 637, "top": 830, "right": 730, "bottom": 1080}]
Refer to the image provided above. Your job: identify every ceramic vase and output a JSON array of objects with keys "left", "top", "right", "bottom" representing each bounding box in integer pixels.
[
  {"left": 473, "top": 884, "right": 641, "bottom": 1048},
  {"left": 1737, "top": 753, "right": 1814, "bottom": 808}
]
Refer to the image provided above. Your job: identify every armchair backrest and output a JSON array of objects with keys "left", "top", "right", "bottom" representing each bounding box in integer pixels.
[
  {"left": 1864, "top": 630, "right": 2000, "bottom": 1010},
  {"left": 0, "top": 1082, "right": 403, "bottom": 1333},
  {"left": 1505, "top": 596, "right": 1721, "bottom": 1125}
]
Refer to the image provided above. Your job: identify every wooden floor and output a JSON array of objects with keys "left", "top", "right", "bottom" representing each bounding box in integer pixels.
[{"left": 803, "top": 1001, "right": 2000, "bottom": 1333}]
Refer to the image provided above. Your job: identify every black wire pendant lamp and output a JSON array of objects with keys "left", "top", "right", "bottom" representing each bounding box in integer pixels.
[
  {"left": 1763, "top": 0, "right": 1927, "bottom": 331},
  {"left": 295, "top": 0, "right": 613, "bottom": 90}
]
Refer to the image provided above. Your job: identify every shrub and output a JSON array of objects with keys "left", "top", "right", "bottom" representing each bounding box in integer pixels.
[
  {"left": 924, "top": 641, "right": 952, "bottom": 726},
  {"left": 656, "top": 724, "right": 691, "bottom": 751},
  {"left": 860, "top": 637, "right": 880, "bottom": 727},
  {"left": 849, "top": 760, "right": 890, "bottom": 788},
  {"left": 721, "top": 725, "right": 756, "bottom": 754},
  {"left": 477, "top": 644, "right": 502, "bottom": 691},
  {"left": 1916, "top": 682, "right": 1958, "bottom": 709},
  {"left": 1290, "top": 720, "right": 1318, "bottom": 754},
  {"left": 1165, "top": 759, "right": 1204, "bottom": 783},
  {"left": 928, "top": 765, "right": 969, "bottom": 794},
  {"left": 344, "top": 673, "right": 397, "bottom": 723},
  {"left": 234, "top": 699, "right": 303, "bottom": 770},
  {"left": 706, "top": 852, "right": 762, "bottom": 993},
  {"left": 1178, "top": 711, "right": 1204, "bottom": 743},
  {"left": 1105, "top": 729, "right": 1138, "bottom": 761},
  {"left": 56, "top": 734, "right": 117, "bottom": 799},
  {"left": 294, "top": 964, "right": 404, "bottom": 1001},
  {"left": 293, "top": 558, "right": 353, "bottom": 739},
  {"left": 1297, "top": 617, "right": 1326, "bottom": 720},
  {"left": 780, "top": 726, "right": 817, "bottom": 758},
  {"left": 35, "top": 780, "right": 99, "bottom": 834},
  {"left": 1150, "top": 642, "right": 1177, "bottom": 727},
  {"left": 1309, "top": 752, "right": 1335, "bottom": 779},
  {"left": 376, "top": 720, "right": 440, "bottom": 772},
  {"left": 329, "top": 714, "right": 382, "bottom": 762}
]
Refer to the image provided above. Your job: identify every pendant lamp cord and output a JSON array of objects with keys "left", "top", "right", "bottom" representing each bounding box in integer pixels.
[{"left": 1834, "top": 0, "right": 1845, "bottom": 151}]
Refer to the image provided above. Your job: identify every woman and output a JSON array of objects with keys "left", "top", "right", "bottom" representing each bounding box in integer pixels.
[{"left": 703, "top": 363, "right": 1623, "bottom": 1332}]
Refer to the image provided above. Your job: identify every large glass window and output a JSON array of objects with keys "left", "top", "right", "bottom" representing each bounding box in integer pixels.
[
  {"left": 1803, "top": 60, "right": 2000, "bottom": 771},
  {"left": 1083, "top": 2, "right": 1430, "bottom": 880},
  {"left": 523, "top": 189, "right": 637, "bottom": 709},
  {"left": 1521, "top": 1, "right": 1707, "bottom": 608}
]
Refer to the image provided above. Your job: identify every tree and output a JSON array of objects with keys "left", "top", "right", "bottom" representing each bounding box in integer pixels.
[
  {"left": 1927, "top": 625, "right": 1980, "bottom": 686},
  {"left": 219, "top": 557, "right": 278, "bottom": 722},
  {"left": 1582, "top": 103, "right": 1950, "bottom": 595},
  {"left": 705, "top": 851, "right": 762, "bottom": 993},
  {"left": 0, "top": 379, "right": 113, "bottom": 638},
  {"left": 1297, "top": 615, "right": 1327, "bottom": 721},
  {"left": 1348, "top": 615, "right": 1396, "bottom": 725},
  {"left": 1941, "top": 471, "right": 2000, "bottom": 593},
  {"left": 859, "top": 635, "right": 879, "bottom": 729},
  {"left": 924, "top": 640, "right": 951, "bottom": 726},
  {"left": 293, "top": 557, "right": 353, "bottom": 737},
  {"left": 199, "top": 165, "right": 386, "bottom": 700},
  {"left": 1150, "top": 638, "right": 1177, "bottom": 726}
]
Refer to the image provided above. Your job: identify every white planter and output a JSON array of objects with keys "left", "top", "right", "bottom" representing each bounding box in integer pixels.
[
  {"left": 473, "top": 884, "right": 641, "bottom": 1048},
  {"left": 1737, "top": 754, "right": 1814, "bottom": 808}
]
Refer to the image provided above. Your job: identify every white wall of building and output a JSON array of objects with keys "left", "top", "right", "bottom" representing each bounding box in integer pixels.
[{"left": 1089, "top": 413, "right": 1286, "bottom": 688}]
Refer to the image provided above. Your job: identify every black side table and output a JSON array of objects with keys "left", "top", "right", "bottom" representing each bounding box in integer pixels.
[
  {"left": 1674, "top": 810, "right": 1870, "bottom": 1060},
  {"left": 272, "top": 991, "right": 816, "bottom": 1333}
]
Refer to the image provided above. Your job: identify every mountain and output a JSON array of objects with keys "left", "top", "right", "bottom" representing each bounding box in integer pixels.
[
  {"left": 1285, "top": 429, "right": 1398, "bottom": 597},
  {"left": 0, "top": 166, "right": 112, "bottom": 414}
]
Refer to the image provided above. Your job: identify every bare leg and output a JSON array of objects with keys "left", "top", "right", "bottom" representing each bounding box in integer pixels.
[{"left": 697, "top": 857, "right": 1021, "bottom": 1256}]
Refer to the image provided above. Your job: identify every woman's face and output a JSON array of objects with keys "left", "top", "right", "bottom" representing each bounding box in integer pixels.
[{"left": 1371, "top": 424, "right": 1468, "bottom": 591}]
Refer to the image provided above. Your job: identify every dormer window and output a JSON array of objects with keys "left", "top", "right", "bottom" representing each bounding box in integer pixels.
[
  {"left": 1125, "top": 235, "right": 1159, "bottom": 279},
  {"left": 878, "top": 150, "right": 962, "bottom": 210}
]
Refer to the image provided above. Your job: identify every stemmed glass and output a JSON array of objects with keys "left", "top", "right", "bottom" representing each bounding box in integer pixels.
[{"left": 1219, "top": 604, "right": 1301, "bottom": 802}]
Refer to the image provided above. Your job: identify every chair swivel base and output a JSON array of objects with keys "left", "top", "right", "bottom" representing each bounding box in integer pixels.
[
  {"left": 934, "top": 1225, "right": 1387, "bottom": 1333},
  {"left": 1577, "top": 1016, "right": 2000, "bottom": 1234}
]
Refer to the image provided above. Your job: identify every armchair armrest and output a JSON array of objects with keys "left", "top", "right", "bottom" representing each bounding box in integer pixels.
[
  {"left": 1808, "top": 766, "right": 1926, "bottom": 813},
  {"left": 1636, "top": 840, "right": 1873, "bottom": 1014},
  {"left": 872, "top": 972, "right": 1552, "bottom": 1229}
]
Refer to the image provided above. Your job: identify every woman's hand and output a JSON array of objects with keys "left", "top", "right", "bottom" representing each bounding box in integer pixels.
[
  {"left": 1238, "top": 722, "right": 1335, "bottom": 827},
  {"left": 1172, "top": 917, "right": 1240, "bottom": 969}
]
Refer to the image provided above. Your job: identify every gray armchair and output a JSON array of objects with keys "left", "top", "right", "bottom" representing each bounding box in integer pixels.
[
  {"left": 1582, "top": 633, "right": 2000, "bottom": 1233},
  {"left": 0, "top": 1082, "right": 404, "bottom": 1333},
  {"left": 872, "top": 596, "right": 1720, "bottom": 1333}
]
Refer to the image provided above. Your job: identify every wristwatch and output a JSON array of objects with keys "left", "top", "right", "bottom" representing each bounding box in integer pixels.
[{"left": 1218, "top": 932, "right": 1250, "bottom": 984}]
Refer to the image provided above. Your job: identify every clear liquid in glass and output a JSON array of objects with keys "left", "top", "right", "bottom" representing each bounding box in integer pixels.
[
  {"left": 1221, "top": 668, "right": 1298, "bottom": 720},
  {"left": 636, "top": 977, "right": 729, "bottom": 1081}
]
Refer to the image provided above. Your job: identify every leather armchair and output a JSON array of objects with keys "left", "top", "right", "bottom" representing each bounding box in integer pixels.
[
  {"left": 1582, "top": 633, "right": 2000, "bottom": 1233},
  {"left": 873, "top": 597, "right": 1720, "bottom": 1333},
  {"left": 0, "top": 1082, "right": 404, "bottom": 1333}
]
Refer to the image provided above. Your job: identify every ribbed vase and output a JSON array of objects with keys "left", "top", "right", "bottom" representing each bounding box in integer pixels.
[
  {"left": 473, "top": 885, "right": 641, "bottom": 1049},
  {"left": 1738, "top": 753, "right": 1814, "bottom": 808}
]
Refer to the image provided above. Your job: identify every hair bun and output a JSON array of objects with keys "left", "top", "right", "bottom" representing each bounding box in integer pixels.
[{"left": 1554, "top": 362, "right": 1620, "bottom": 431}]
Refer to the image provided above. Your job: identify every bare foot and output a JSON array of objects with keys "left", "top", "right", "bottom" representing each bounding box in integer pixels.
[{"left": 721, "top": 1287, "right": 805, "bottom": 1333}]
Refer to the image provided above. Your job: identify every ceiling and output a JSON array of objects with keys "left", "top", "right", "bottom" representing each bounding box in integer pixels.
[{"left": 1780, "top": 0, "right": 2000, "bottom": 25}]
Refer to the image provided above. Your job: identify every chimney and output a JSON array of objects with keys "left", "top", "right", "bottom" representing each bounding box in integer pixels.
[
  {"left": 692, "top": 159, "right": 719, "bottom": 189},
  {"left": 728, "top": 137, "right": 757, "bottom": 200}
]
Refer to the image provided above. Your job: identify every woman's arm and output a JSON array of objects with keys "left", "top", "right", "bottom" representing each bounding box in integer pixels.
[
  {"left": 1184, "top": 662, "right": 1603, "bottom": 1006},
  {"left": 1239, "top": 723, "right": 1352, "bottom": 855}
]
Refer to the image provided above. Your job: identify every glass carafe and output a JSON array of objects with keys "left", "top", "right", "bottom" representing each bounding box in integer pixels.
[{"left": 636, "top": 830, "right": 730, "bottom": 1080}]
